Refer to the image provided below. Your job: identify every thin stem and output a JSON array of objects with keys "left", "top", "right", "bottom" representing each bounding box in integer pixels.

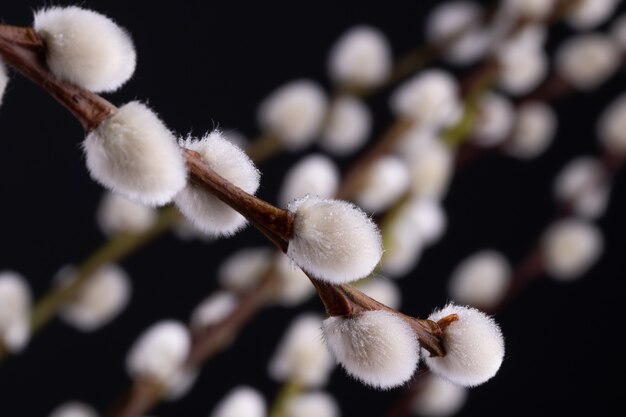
[{"left": 267, "top": 381, "right": 303, "bottom": 417}]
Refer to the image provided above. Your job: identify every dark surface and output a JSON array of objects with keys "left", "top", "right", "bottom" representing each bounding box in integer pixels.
[{"left": 1, "top": 1, "right": 625, "bottom": 416}]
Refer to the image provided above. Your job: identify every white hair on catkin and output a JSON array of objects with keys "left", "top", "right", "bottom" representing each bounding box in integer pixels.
[
  {"left": 126, "top": 320, "right": 190, "bottom": 383},
  {"left": 564, "top": 0, "right": 621, "bottom": 30},
  {"left": 57, "top": 263, "right": 131, "bottom": 332},
  {"left": 0, "top": 271, "right": 32, "bottom": 353},
  {"left": 598, "top": 92, "right": 626, "bottom": 156},
  {"left": 322, "top": 310, "right": 420, "bottom": 390},
  {"left": 412, "top": 373, "right": 468, "bottom": 417},
  {"left": 268, "top": 313, "right": 335, "bottom": 388},
  {"left": 556, "top": 34, "right": 620, "bottom": 91},
  {"left": 423, "top": 304, "right": 505, "bottom": 387},
  {"left": 327, "top": 25, "right": 391, "bottom": 88},
  {"left": 83, "top": 101, "right": 187, "bottom": 206},
  {"left": 283, "top": 391, "right": 340, "bottom": 417},
  {"left": 0, "top": 59, "right": 8, "bottom": 107},
  {"left": 33, "top": 6, "right": 136, "bottom": 92},
  {"left": 175, "top": 130, "right": 260, "bottom": 237},
  {"left": 541, "top": 218, "right": 604, "bottom": 281},
  {"left": 287, "top": 195, "right": 383, "bottom": 284},
  {"left": 505, "top": 101, "right": 557, "bottom": 159},
  {"left": 320, "top": 95, "right": 372, "bottom": 156},
  {"left": 257, "top": 79, "right": 327, "bottom": 150},
  {"left": 48, "top": 401, "right": 98, "bottom": 417},
  {"left": 96, "top": 191, "right": 157, "bottom": 236},
  {"left": 278, "top": 154, "right": 340, "bottom": 208},
  {"left": 209, "top": 386, "right": 266, "bottom": 417}
]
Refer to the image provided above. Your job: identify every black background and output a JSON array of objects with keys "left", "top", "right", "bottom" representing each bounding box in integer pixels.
[{"left": 1, "top": 1, "right": 625, "bottom": 416}]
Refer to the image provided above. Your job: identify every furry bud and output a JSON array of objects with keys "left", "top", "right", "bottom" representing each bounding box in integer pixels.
[
  {"left": 505, "top": 101, "right": 557, "bottom": 159},
  {"left": 218, "top": 247, "right": 273, "bottom": 293},
  {"left": 210, "top": 386, "right": 266, "bottom": 417},
  {"left": 278, "top": 154, "right": 340, "bottom": 208},
  {"left": 283, "top": 392, "right": 340, "bottom": 417},
  {"left": 391, "top": 70, "right": 461, "bottom": 130},
  {"left": 321, "top": 95, "right": 372, "bottom": 156},
  {"left": 287, "top": 196, "right": 383, "bottom": 284},
  {"left": 554, "top": 157, "right": 610, "bottom": 219},
  {"left": 322, "top": 310, "right": 419, "bottom": 389},
  {"left": 190, "top": 291, "right": 237, "bottom": 329},
  {"left": 33, "top": 6, "right": 136, "bottom": 92},
  {"left": 327, "top": 26, "right": 392, "bottom": 88},
  {"left": 0, "top": 271, "right": 31, "bottom": 353},
  {"left": 83, "top": 101, "right": 187, "bottom": 206},
  {"left": 354, "top": 156, "right": 410, "bottom": 213},
  {"left": 423, "top": 304, "right": 505, "bottom": 387},
  {"left": 356, "top": 276, "right": 402, "bottom": 310},
  {"left": 57, "top": 264, "right": 131, "bottom": 332},
  {"left": 0, "top": 60, "right": 8, "bottom": 107},
  {"left": 556, "top": 34, "right": 620, "bottom": 91},
  {"left": 269, "top": 314, "right": 334, "bottom": 388},
  {"left": 175, "top": 131, "right": 260, "bottom": 237},
  {"left": 448, "top": 250, "right": 511, "bottom": 309},
  {"left": 471, "top": 92, "right": 514, "bottom": 147},
  {"left": 598, "top": 92, "right": 626, "bottom": 155},
  {"left": 126, "top": 320, "right": 190, "bottom": 383},
  {"left": 412, "top": 373, "right": 468, "bottom": 417},
  {"left": 96, "top": 191, "right": 157, "bottom": 236},
  {"left": 426, "top": 2, "right": 491, "bottom": 65},
  {"left": 257, "top": 80, "right": 327, "bottom": 150},
  {"left": 565, "top": 0, "right": 620, "bottom": 30},
  {"left": 541, "top": 218, "right": 604, "bottom": 280},
  {"left": 48, "top": 402, "right": 98, "bottom": 417}
]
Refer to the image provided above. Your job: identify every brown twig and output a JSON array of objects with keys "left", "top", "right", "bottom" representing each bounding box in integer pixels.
[{"left": 0, "top": 22, "right": 450, "bottom": 417}]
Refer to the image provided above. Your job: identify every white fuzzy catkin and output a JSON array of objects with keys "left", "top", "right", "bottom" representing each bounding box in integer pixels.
[
  {"left": 126, "top": 320, "right": 190, "bottom": 383},
  {"left": 402, "top": 197, "right": 447, "bottom": 246},
  {"left": 356, "top": 277, "right": 402, "bottom": 310},
  {"left": 57, "top": 264, "right": 131, "bottom": 332},
  {"left": 175, "top": 131, "right": 260, "bottom": 237},
  {"left": 320, "top": 95, "right": 372, "bottom": 156},
  {"left": 404, "top": 134, "right": 454, "bottom": 200},
  {"left": 257, "top": 80, "right": 327, "bottom": 150},
  {"left": 190, "top": 291, "right": 238, "bottom": 329},
  {"left": 33, "top": 6, "right": 136, "bottom": 93},
  {"left": 412, "top": 373, "right": 468, "bottom": 417},
  {"left": 471, "top": 92, "right": 515, "bottom": 147},
  {"left": 505, "top": 101, "right": 557, "bottom": 159},
  {"left": 273, "top": 253, "right": 316, "bottom": 307},
  {"left": 496, "top": 39, "right": 547, "bottom": 96},
  {"left": 355, "top": 156, "right": 410, "bottom": 213},
  {"left": 283, "top": 392, "right": 340, "bottom": 417},
  {"left": 322, "top": 310, "right": 419, "bottom": 389},
  {"left": 278, "top": 154, "right": 340, "bottom": 208},
  {"left": 598, "top": 93, "right": 626, "bottom": 155},
  {"left": 83, "top": 101, "right": 187, "bottom": 206},
  {"left": 0, "top": 271, "right": 31, "bottom": 353},
  {"left": 287, "top": 196, "right": 383, "bottom": 284},
  {"left": 448, "top": 250, "right": 512, "bottom": 309},
  {"left": 565, "top": 0, "right": 621, "bottom": 30},
  {"left": 48, "top": 401, "right": 98, "bottom": 417},
  {"left": 96, "top": 191, "right": 157, "bottom": 236},
  {"left": 218, "top": 247, "right": 274, "bottom": 293},
  {"left": 504, "top": 0, "right": 556, "bottom": 19},
  {"left": 426, "top": 1, "right": 491, "bottom": 65},
  {"left": 556, "top": 34, "right": 620, "bottom": 91},
  {"left": 382, "top": 215, "right": 424, "bottom": 278},
  {"left": 611, "top": 14, "right": 626, "bottom": 51},
  {"left": 554, "top": 157, "right": 610, "bottom": 219},
  {"left": 0, "top": 59, "right": 8, "bottom": 107},
  {"left": 327, "top": 25, "right": 392, "bottom": 88},
  {"left": 390, "top": 70, "right": 461, "bottom": 131},
  {"left": 209, "top": 386, "right": 266, "bottom": 417},
  {"left": 423, "top": 304, "right": 505, "bottom": 387},
  {"left": 541, "top": 218, "right": 604, "bottom": 281},
  {"left": 269, "top": 314, "right": 334, "bottom": 388}
]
